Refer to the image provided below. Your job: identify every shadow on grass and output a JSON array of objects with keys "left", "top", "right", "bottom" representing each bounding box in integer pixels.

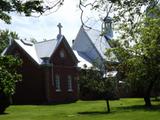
[
  {"left": 78, "top": 104, "right": 160, "bottom": 116},
  {"left": 0, "top": 113, "right": 8, "bottom": 116},
  {"left": 13, "top": 100, "right": 77, "bottom": 106},
  {"left": 117, "top": 105, "right": 160, "bottom": 112},
  {"left": 78, "top": 111, "right": 111, "bottom": 115}
]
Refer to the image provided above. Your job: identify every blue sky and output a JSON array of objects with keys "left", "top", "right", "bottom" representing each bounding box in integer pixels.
[{"left": 1, "top": 0, "right": 82, "bottom": 45}]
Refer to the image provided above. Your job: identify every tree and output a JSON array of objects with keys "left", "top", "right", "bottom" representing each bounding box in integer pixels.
[
  {"left": 0, "top": 30, "right": 18, "bottom": 53},
  {"left": 107, "top": 7, "right": 160, "bottom": 107},
  {"left": 79, "top": 66, "right": 118, "bottom": 113},
  {"left": 0, "top": 0, "right": 64, "bottom": 24},
  {"left": 79, "top": 0, "right": 160, "bottom": 107},
  {"left": 0, "top": 0, "right": 43, "bottom": 24},
  {"left": 0, "top": 56, "right": 22, "bottom": 114},
  {"left": 0, "top": 30, "right": 22, "bottom": 114}
]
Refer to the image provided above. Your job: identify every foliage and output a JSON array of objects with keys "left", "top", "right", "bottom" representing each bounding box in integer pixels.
[
  {"left": 79, "top": 66, "right": 118, "bottom": 112},
  {"left": 79, "top": 69, "right": 117, "bottom": 98},
  {"left": 0, "top": 30, "right": 18, "bottom": 53},
  {"left": 0, "top": 56, "right": 22, "bottom": 96},
  {"left": 0, "top": 0, "right": 44, "bottom": 24},
  {"left": 80, "top": 0, "right": 160, "bottom": 107},
  {"left": 0, "top": 29, "right": 21, "bottom": 114},
  {"left": 107, "top": 5, "right": 160, "bottom": 106},
  {"left": 0, "top": 55, "right": 22, "bottom": 114},
  {"left": 0, "top": 29, "right": 21, "bottom": 97},
  {"left": 79, "top": 0, "right": 154, "bottom": 28},
  {"left": 0, "top": 0, "right": 65, "bottom": 24}
]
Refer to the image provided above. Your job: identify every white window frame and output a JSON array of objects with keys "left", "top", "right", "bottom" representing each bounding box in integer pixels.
[
  {"left": 68, "top": 75, "right": 73, "bottom": 92},
  {"left": 55, "top": 74, "right": 61, "bottom": 92}
]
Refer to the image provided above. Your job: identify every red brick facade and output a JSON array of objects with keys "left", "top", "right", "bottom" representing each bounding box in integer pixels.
[
  {"left": 44, "top": 41, "right": 78, "bottom": 103},
  {"left": 9, "top": 39, "right": 79, "bottom": 104}
]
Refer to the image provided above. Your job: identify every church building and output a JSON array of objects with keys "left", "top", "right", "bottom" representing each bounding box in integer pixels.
[
  {"left": 2, "top": 23, "right": 79, "bottom": 104},
  {"left": 73, "top": 17, "right": 118, "bottom": 77}
]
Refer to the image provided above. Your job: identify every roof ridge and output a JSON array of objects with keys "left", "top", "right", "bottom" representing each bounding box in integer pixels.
[
  {"left": 84, "top": 27, "right": 101, "bottom": 33},
  {"left": 35, "top": 39, "right": 56, "bottom": 44}
]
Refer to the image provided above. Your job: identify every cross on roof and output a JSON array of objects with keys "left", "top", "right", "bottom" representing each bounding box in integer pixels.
[{"left": 57, "top": 23, "right": 63, "bottom": 35}]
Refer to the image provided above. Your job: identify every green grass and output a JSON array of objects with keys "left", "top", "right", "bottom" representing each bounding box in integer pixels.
[{"left": 0, "top": 98, "right": 160, "bottom": 120}]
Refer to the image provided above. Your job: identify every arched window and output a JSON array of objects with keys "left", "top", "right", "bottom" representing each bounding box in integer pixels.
[
  {"left": 60, "top": 50, "right": 65, "bottom": 58},
  {"left": 55, "top": 74, "right": 61, "bottom": 92},
  {"left": 68, "top": 75, "right": 72, "bottom": 92}
]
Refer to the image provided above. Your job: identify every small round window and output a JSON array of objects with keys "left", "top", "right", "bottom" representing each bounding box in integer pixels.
[{"left": 60, "top": 50, "right": 65, "bottom": 58}]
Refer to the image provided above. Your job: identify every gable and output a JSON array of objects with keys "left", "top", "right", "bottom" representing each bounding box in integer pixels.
[
  {"left": 15, "top": 40, "right": 41, "bottom": 64},
  {"left": 73, "top": 27, "right": 105, "bottom": 64},
  {"left": 4, "top": 41, "right": 40, "bottom": 67},
  {"left": 50, "top": 37, "right": 78, "bottom": 66},
  {"left": 73, "top": 27, "right": 93, "bottom": 52},
  {"left": 85, "top": 28, "right": 111, "bottom": 60},
  {"left": 74, "top": 27, "right": 103, "bottom": 59}
]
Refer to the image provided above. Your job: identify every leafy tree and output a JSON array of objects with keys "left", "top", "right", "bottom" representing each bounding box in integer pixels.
[
  {"left": 0, "top": 30, "right": 21, "bottom": 113},
  {"left": 0, "top": 55, "right": 22, "bottom": 114},
  {"left": 0, "top": 0, "right": 44, "bottom": 24},
  {"left": 0, "top": 0, "right": 64, "bottom": 24},
  {"left": 79, "top": 65, "right": 118, "bottom": 113},
  {"left": 0, "top": 30, "right": 18, "bottom": 53},
  {"left": 107, "top": 7, "right": 160, "bottom": 107},
  {"left": 79, "top": 0, "right": 160, "bottom": 107},
  {"left": 0, "top": 56, "right": 22, "bottom": 96}
]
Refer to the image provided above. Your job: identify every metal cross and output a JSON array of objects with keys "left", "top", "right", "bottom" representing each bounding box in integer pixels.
[{"left": 57, "top": 23, "right": 62, "bottom": 35}]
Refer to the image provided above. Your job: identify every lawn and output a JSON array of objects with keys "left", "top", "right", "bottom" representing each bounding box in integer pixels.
[{"left": 0, "top": 98, "right": 160, "bottom": 120}]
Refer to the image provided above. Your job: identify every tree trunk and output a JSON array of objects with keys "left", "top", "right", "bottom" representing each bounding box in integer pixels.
[
  {"left": 144, "top": 96, "right": 151, "bottom": 107},
  {"left": 106, "top": 100, "right": 110, "bottom": 113},
  {"left": 0, "top": 92, "right": 10, "bottom": 114},
  {"left": 144, "top": 80, "right": 155, "bottom": 107}
]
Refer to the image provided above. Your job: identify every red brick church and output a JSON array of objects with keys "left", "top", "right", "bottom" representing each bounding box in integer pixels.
[{"left": 3, "top": 23, "right": 79, "bottom": 104}]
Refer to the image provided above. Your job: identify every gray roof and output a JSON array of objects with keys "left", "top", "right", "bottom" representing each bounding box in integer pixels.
[
  {"left": 35, "top": 39, "right": 58, "bottom": 58},
  {"left": 73, "top": 27, "right": 116, "bottom": 70},
  {"left": 4, "top": 35, "right": 77, "bottom": 65},
  {"left": 84, "top": 28, "right": 111, "bottom": 60}
]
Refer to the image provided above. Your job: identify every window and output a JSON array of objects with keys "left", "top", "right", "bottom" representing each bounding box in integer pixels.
[
  {"left": 55, "top": 74, "right": 61, "bottom": 92},
  {"left": 68, "top": 75, "right": 72, "bottom": 92},
  {"left": 60, "top": 50, "right": 65, "bottom": 58}
]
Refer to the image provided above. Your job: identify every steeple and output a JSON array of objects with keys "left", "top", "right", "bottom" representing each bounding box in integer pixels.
[
  {"left": 102, "top": 16, "right": 113, "bottom": 40},
  {"left": 57, "top": 23, "right": 63, "bottom": 40}
]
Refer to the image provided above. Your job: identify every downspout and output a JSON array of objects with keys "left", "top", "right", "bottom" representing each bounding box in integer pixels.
[{"left": 51, "top": 63, "right": 54, "bottom": 86}]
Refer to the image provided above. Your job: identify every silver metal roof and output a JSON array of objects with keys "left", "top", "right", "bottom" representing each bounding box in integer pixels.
[
  {"left": 12, "top": 36, "right": 68, "bottom": 65},
  {"left": 35, "top": 39, "right": 58, "bottom": 58},
  {"left": 73, "top": 27, "right": 116, "bottom": 70}
]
